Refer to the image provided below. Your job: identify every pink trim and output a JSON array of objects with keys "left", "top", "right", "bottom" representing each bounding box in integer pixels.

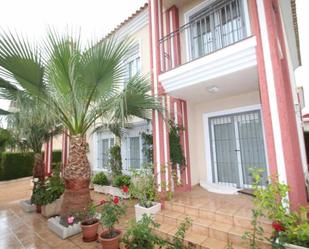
[
  {"left": 183, "top": 100, "right": 192, "bottom": 190},
  {"left": 44, "top": 142, "right": 49, "bottom": 175},
  {"left": 170, "top": 6, "right": 181, "bottom": 67},
  {"left": 47, "top": 136, "right": 53, "bottom": 175},
  {"left": 61, "top": 130, "right": 69, "bottom": 168}
]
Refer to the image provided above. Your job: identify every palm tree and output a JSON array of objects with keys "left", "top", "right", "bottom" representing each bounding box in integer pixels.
[
  {"left": 5, "top": 95, "right": 59, "bottom": 180},
  {"left": 0, "top": 30, "right": 161, "bottom": 217}
]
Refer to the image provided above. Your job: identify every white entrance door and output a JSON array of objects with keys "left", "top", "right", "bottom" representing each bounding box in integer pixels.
[{"left": 209, "top": 110, "right": 267, "bottom": 188}]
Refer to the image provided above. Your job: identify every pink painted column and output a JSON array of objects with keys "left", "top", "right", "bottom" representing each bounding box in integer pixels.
[
  {"left": 263, "top": 0, "right": 308, "bottom": 209},
  {"left": 149, "top": 0, "right": 192, "bottom": 193},
  {"left": 61, "top": 130, "right": 69, "bottom": 170},
  {"left": 44, "top": 142, "right": 49, "bottom": 175},
  {"left": 249, "top": 0, "right": 308, "bottom": 209}
]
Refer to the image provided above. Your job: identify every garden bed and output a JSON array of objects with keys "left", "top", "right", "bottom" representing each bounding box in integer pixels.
[
  {"left": 48, "top": 216, "right": 81, "bottom": 239},
  {"left": 93, "top": 184, "right": 130, "bottom": 199}
]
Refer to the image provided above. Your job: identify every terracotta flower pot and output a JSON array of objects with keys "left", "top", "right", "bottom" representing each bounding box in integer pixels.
[
  {"left": 99, "top": 229, "right": 121, "bottom": 249},
  {"left": 80, "top": 218, "right": 99, "bottom": 242}
]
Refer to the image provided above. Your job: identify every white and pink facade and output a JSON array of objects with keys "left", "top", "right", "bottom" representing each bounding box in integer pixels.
[
  {"left": 148, "top": 0, "right": 308, "bottom": 210},
  {"left": 50, "top": 0, "right": 308, "bottom": 211}
]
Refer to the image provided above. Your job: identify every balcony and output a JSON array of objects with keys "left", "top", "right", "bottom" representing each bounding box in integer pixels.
[
  {"left": 158, "top": 0, "right": 258, "bottom": 102},
  {"left": 160, "top": 0, "right": 251, "bottom": 72}
]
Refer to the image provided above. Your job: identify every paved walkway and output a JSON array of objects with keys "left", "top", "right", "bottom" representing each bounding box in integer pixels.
[{"left": 0, "top": 178, "right": 135, "bottom": 249}]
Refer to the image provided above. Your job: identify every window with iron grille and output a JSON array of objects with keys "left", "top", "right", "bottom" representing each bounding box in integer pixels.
[
  {"left": 124, "top": 43, "right": 140, "bottom": 84},
  {"left": 97, "top": 132, "right": 114, "bottom": 170},
  {"left": 189, "top": 0, "right": 247, "bottom": 60}
]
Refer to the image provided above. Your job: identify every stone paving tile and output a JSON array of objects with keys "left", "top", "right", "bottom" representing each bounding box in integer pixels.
[{"left": 0, "top": 178, "right": 136, "bottom": 249}]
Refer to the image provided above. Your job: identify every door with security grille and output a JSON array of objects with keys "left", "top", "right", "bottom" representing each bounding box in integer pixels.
[{"left": 209, "top": 110, "right": 267, "bottom": 188}]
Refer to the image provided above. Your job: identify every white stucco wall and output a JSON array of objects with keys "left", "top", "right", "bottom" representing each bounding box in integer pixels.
[{"left": 187, "top": 90, "right": 262, "bottom": 185}]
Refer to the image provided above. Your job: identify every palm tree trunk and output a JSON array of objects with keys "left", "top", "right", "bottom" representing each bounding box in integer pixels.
[
  {"left": 60, "top": 135, "right": 91, "bottom": 218},
  {"left": 32, "top": 153, "right": 45, "bottom": 181}
]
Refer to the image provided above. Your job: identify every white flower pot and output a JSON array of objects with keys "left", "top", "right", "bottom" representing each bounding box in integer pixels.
[
  {"left": 284, "top": 244, "right": 308, "bottom": 249},
  {"left": 41, "top": 196, "right": 63, "bottom": 218},
  {"left": 135, "top": 202, "right": 161, "bottom": 222},
  {"left": 48, "top": 216, "right": 81, "bottom": 239},
  {"left": 19, "top": 199, "right": 36, "bottom": 213}
]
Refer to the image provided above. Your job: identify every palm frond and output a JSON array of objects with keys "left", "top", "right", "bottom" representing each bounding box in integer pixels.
[{"left": 0, "top": 30, "right": 46, "bottom": 98}]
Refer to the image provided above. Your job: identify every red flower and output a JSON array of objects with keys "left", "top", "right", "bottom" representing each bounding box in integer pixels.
[
  {"left": 272, "top": 221, "right": 285, "bottom": 232},
  {"left": 113, "top": 196, "right": 119, "bottom": 205},
  {"left": 122, "top": 185, "right": 129, "bottom": 193},
  {"left": 99, "top": 199, "right": 106, "bottom": 205}
]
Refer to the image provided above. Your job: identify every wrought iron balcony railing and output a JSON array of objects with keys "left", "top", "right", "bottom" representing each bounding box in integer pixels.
[{"left": 159, "top": 0, "right": 249, "bottom": 72}]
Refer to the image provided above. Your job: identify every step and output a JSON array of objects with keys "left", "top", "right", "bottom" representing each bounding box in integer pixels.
[
  {"left": 165, "top": 200, "right": 273, "bottom": 233},
  {"left": 155, "top": 207, "right": 272, "bottom": 249},
  {"left": 153, "top": 223, "right": 228, "bottom": 249}
]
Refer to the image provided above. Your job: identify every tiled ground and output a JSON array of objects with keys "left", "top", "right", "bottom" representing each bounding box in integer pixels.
[
  {"left": 0, "top": 177, "right": 136, "bottom": 249},
  {"left": 0, "top": 178, "right": 270, "bottom": 249},
  {"left": 154, "top": 187, "right": 272, "bottom": 249}
]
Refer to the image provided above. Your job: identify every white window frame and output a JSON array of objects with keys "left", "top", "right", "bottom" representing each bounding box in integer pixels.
[
  {"left": 122, "top": 122, "right": 150, "bottom": 174},
  {"left": 184, "top": 0, "right": 251, "bottom": 62},
  {"left": 123, "top": 40, "right": 142, "bottom": 86},
  {"left": 203, "top": 104, "right": 269, "bottom": 185},
  {"left": 95, "top": 130, "right": 115, "bottom": 172}
]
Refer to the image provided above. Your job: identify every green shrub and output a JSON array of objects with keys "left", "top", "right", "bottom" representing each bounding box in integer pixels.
[
  {"left": 112, "top": 174, "right": 131, "bottom": 187},
  {"left": 0, "top": 150, "right": 63, "bottom": 181},
  {"left": 92, "top": 172, "right": 108, "bottom": 185},
  {"left": 52, "top": 150, "right": 62, "bottom": 163},
  {"left": 0, "top": 152, "right": 34, "bottom": 180},
  {"left": 31, "top": 173, "right": 64, "bottom": 206}
]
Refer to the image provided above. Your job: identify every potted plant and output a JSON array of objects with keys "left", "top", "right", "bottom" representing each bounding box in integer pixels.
[
  {"left": 41, "top": 173, "right": 64, "bottom": 217},
  {"left": 112, "top": 174, "right": 131, "bottom": 198},
  {"left": 92, "top": 172, "right": 110, "bottom": 194},
  {"left": 129, "top": 167, "right": 161, "bottom": 222},
  {"left": 31, "top": 180, "right": 46, "bottom": 213},
  {"left": 78, "top": 200, "right": 105, "bottom": 242},
  {"left": 243, "top": 169, "right": 309, "bottom": 249},
  {"left": 99, "top": 196, "right": 126, "bottom": 249}
]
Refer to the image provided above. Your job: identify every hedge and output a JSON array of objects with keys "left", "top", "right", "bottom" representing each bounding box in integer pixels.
[{"left": 0, "top": 150, "right": 62, "bottom": 181}]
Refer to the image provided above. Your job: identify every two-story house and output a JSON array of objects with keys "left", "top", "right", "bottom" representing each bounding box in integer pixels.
[
  {"left": 148, "top": 0, "right": 308, "bottom": 210},
  {"left": 53, "top": 0, "right": 308, "bottom": 211}
]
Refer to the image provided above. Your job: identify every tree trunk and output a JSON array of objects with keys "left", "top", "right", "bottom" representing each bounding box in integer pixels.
[
  {"left": 32, "top": 153, "right": 45, "bottom": 181},
  {"left": 60, "top": 135, "right": 91, "bottom": 220}
]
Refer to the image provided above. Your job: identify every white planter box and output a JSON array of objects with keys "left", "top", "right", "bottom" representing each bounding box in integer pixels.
[
  {"left": 48, "top": 216, "right": 81, "bottom": 239},
  {"left": 93, "top": 184, "right": 110, "bottom": 195},
  {"left": 41, "top": 196, "right": 63, "bottom": 218},
  {"left": 93, "top": 185, "right": 130, "bottom": 199},
  {"left": 285, "top": 244, "right": 308, "bottom": 249},
  {"left": 135, "top": 202, "right": 161, "bottom": 222},
  {"left": 19, "top": 200, "right": 36, "bottom": 213},
  {"left": 110, "top": 186, "right": 130, "bottom": 199}
]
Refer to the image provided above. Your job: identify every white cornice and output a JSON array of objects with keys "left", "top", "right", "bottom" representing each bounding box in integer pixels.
[
  {"left": 113, "top": 9, "right": 148, "bottom": 41},
  {"left": 159, "top": 37, "right": 257, "bottom": 93}
]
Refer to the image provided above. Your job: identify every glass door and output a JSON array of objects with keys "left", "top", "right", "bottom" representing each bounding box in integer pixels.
[{"left": 209, "top": 110, "right": 267, "bottom": 188}]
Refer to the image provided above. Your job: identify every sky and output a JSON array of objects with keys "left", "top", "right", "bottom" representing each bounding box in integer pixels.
[
  {"left": 0, "top": 0, "right": 147, "bottom": 114},
  {"left": 0, "top": 0, "right": 308, "bottom": 115}
]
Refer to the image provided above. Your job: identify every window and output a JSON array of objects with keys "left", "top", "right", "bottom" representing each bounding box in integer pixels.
[
  {"left": 123, "top": 124, "right": 150, "bottom": 172},
  {"left": 129, "top": 136, "right": 141, "bottom": 169},
  {"left": 189, "top": 0, "right": 246, "bottom": 60},
  {"left": 97, "top": 132, "right": 114, "bottom": 170},
  {"left": 124, "top": 43, "right": 141, "bottom": 84}
]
